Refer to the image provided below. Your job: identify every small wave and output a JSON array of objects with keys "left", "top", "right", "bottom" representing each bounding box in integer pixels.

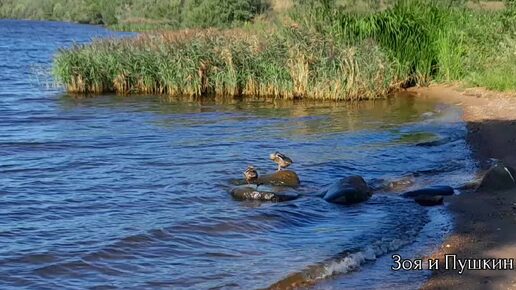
[
  {"left": 34, "top": 259, "right": 126, "bottom": 278},
  {"left": 316, "top": 238, "right": 410, "bottom": 278},
  {"left": 1, "top": 253, "right": 57, "bottom": 265},
  {"left": 267, "top": 236, "right": 416, "bottom": 289}
]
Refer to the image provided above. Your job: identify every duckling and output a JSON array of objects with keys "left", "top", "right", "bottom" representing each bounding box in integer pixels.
[
  {"left": 243, "top": 165, "right": 259, "bottom": 188},
  {"left": 269, "top": 152, "right": 293, "bottom": 171}
]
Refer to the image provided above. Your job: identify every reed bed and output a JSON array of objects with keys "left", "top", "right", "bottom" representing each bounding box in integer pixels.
[
  {"left": 53, "top": 27, "right": 395, "bottom": 100},
  {"left": 53, "top": 0, "right": 516, "bottom": 99}
]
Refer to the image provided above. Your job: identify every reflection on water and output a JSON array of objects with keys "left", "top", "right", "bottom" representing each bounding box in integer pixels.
[{"left": 0, "top": 20, "right": 476, "bottom": 289}]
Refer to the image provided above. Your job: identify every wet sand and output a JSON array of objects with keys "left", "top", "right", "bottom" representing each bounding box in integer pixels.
[{"left": 409, "top": 85, "right": 516, "bottom": 290}]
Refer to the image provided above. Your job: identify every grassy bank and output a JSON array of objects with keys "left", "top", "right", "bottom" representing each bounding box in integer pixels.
[{"left": 52, "top": 0, "right": 516, "bottom": 100}]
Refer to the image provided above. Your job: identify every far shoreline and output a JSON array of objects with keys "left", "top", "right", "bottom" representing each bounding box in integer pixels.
[{"left": 409, "top": 85, "right": 516, "bottom": 289}]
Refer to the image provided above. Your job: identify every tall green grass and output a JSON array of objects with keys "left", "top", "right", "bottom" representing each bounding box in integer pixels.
[
  {"left": 52, "top": 0, "right": 516, "bottom": 99},
  {"left": 291, "top": 0, "right": 468, "bottom": 84},
  {"left": 53, "top": 28, "right": 395, "bottom": 99}
]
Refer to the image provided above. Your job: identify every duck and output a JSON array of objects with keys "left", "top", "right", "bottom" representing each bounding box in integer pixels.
[
  {"left": 243, "top": 165, "right": 259, "bottom": 188},
  {"left": 269, "top": 152, "right": 293, "bottom": 171}
]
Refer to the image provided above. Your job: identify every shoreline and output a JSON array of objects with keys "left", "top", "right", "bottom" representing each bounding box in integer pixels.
[{"left": 409, "top": 85, "right": 516, "bottom": 289}]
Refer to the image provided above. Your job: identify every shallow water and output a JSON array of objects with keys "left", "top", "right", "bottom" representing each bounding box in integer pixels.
[{"left": 0, "top": 20, "right": 477, "bottom": 289}]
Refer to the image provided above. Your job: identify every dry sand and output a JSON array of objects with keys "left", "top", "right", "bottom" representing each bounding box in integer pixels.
[{"left": 408, "top": 85, "right": 516, "bottom": 290}]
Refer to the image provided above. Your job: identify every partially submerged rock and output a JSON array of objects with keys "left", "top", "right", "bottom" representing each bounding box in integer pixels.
[
  {"left": 401, "top": 186, "right": 454, "bottom": 198},
  {"left": 231, "top": 170, "right": 300, "bottom": 188},
  {"left": 230, "top": 186, "right": 299, "bottom": 202},
  {"left": 385, "top": 174, "right": 416, "bottom": 192},
  {"left": 414, "top": 195, "right": 444, "bottom": 206},
  {"left": 456, "top": 179, "right": 481, "bottom": 191},
  {"left": 476, "top": 161, "right": 516, "bottom": 192},
  {"left": 258, "top": 170, "right": 300, "bottom": 187},
  {"left": 321, "top": 176, "right": 372, "bottom": 205}
]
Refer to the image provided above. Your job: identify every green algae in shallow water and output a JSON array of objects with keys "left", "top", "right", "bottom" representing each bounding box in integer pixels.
[{"left": 395, "top": 132, "right": 441, "bottom": 144}]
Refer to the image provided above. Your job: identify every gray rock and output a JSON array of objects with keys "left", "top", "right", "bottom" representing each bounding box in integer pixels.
[
  {"left": 401, "top": 186, "right": 454, "bottom": 198},
  {"left": 476, "top": 161, "right": 516, "bottom": 192},
  {"left": 230, "top": 187, "right": 299, "bottom": 202},
  {"left": 414, "top": 195, "right": 444, "bottom": 206},
  {"left": 322, "top": 176, "right": 372, "bottom": 205}
]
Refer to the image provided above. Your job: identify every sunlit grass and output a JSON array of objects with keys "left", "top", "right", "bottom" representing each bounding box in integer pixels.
[{"left": 53, "top": 28, "right": 396, "bottom": 100}]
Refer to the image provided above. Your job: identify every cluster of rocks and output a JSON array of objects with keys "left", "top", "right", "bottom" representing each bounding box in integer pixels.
[
  {"left": 230, "top": 171, "right": 375, "bottom": 205},
  {"left": 229, "top": 160, "right": 516, "bottom": 206}
]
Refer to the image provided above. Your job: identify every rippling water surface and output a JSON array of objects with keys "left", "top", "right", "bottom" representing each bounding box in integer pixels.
[{"left": 0, "top": 20, "right": 476, "bottom": 289}]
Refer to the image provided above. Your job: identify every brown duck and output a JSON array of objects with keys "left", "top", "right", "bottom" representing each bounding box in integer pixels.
[
  {"left": 243, "top": 165, "right": 259, "bottom": 188},
  {"left": 269, "top": 152, "right": 293, "bottom": 171}
]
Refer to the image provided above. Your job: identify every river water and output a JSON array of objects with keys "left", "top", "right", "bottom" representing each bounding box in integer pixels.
[{"left": 0, "top": 20, "right": 477, "bottom": 289}]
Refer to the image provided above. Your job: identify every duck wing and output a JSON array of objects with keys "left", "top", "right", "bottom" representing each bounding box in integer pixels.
[{"left": 277, "top": 152, "right": 293, "bottom": 163}]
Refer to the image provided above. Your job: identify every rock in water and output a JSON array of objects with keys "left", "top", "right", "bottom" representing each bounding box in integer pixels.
[
  {"left": 230, "top": 187, "right": 299, "bottom": 202},
  {"left": 457, "top": 179, "right": 481, "bottom": 191},
  {"left": 476, "top": 161, "right": 516, "bottom": 192},
  {"left": 414, "top": 195, "right": 444, "bottom": 206},
  {"left": 230, "top": 170, "right": 301, "bottom": 187},
  {"left": 385, "top": 174, "right": 416, "bottom": 192},
  {"left": 231, "top": 170, "right": 300, "bottom": 187},
  {"left": 322, "top": 176, "right": 372, "bottom": 205},
  {"left": 258, "top": 170, "right": 300, "bottom": 187},
  {"left": 401, "top": 186, "right": 454, "bottom": 198}
]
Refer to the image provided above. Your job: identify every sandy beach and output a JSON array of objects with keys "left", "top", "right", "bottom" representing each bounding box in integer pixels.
[{"left": 409, "top": 85, "right": 516, "bottom": 290}]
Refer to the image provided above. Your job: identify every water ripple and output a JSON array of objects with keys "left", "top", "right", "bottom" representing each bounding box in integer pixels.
[{"left": 0, "top": 19, "right": 477, "bottom": 290}]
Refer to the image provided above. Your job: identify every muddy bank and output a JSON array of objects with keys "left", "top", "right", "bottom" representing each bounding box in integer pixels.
[{"left": 409, "top": 85, "right": 516, "bottom": 290}]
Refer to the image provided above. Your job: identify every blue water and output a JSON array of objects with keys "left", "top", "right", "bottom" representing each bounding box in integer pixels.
[{"left": 0, "top": 20, "right": 476, "bottom": 289}]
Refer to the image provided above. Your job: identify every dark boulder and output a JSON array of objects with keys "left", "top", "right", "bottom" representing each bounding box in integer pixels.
[
  {"left": 476, "top": 161, "right": 516, "bottom": 192},
  {"left": 401, "top": 186, "right": 454, "bottom": 198},
  {"left": 414, "top": 195, "right": 444, "bottom": 206},
  {"left": 322, "top": 176, "right": 372, "bottom": 205},
  {"left": 230, "top": 187, "right": 299, "bottom": 202}
]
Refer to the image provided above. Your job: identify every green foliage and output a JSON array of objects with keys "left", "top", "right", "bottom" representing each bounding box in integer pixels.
[{"left": 0, "top": 0, "right": 267, "bottom": 28}]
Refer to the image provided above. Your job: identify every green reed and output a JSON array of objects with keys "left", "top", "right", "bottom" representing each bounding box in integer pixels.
[{"left": 53, "top": 28, "right": 395, "bottom": 99}]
